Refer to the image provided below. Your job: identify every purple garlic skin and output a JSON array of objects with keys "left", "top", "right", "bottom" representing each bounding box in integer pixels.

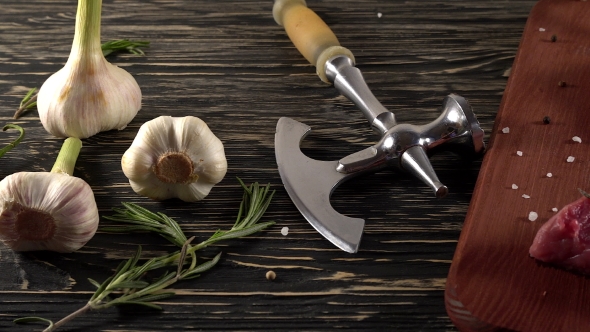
[
  {"left": 37, "top": 57, "right": 141, "bottom": 139},
  {"left": 36, "top": 0, "right": 141, "bottom": 139},
  {"left": 0, "top": 172, "right": 99, "bottom": 253}
]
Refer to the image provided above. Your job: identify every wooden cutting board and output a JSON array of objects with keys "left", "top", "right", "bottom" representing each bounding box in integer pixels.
[{"left": 445, "top": 1, "right": 590, "bottom": 331}]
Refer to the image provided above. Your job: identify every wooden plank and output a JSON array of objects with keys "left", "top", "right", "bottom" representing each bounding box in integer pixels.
[
  {"left": 446, "top": 0, "right": 590, "bottom": 330},
  {"left": 0, "top": 0, "right": 536, "bottom": 331}
]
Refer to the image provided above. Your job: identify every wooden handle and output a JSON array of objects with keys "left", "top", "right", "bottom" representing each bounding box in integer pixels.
[{"left": 273, "top": 0, "right": 354, "bottom": 82}]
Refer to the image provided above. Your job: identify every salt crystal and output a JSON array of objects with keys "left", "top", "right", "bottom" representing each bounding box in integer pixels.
[
  {"left": 539, "top": 28, "right": 546, "bottom": 32},
  {"left": 502, "top": 127, "right": 510, "bottom": 134},
  {"left": 516, "top": 151, "right": 523, "bottom": 156},
  {"left": 522, "top": 194, "right": 531, "bottom": 199},
  {"left": 552, "top": 207, "right": 558, "bottom": 212},
  {"left": 281, "top": 227, "right": 289, "bottom": 236},
  {"left": 546, "top": 173, "right": 553, "bottom": 178},
  {"left": 567, "top": 156, "right": 575, "bottom": 163},
  {"left": 572, "top": 136, "right": 582, "bottom": 143},
  {"left": 377, "top": 12, "right": 382, "bottom": 18},
  {"left": 528, "top": 211, "right": 538, "bottom": 221},
  {"left": 512, "top": 184, "right": 518, "bottom": 189}
]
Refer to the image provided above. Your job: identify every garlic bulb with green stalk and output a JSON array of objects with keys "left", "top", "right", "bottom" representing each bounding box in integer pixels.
[
  {"left": 0, "top": 138, "right": 99, "bottom": 252},
  {"left": 121, "top": 116, "right": 228, "bottom": 202},
  {"left": 37, "top": 0, "right": 141, "bottom": 139}
]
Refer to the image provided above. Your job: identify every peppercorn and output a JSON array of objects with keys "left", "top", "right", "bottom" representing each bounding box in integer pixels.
[
  {"left": 543, "top": 116, "right": 551, "bottom": 124},
  {"left": 266, "top": 270, "right": 276, "bottom": 281}
]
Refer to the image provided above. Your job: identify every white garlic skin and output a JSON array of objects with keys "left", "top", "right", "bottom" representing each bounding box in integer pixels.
[
  {"left": 37, "top": 54, "right": 142, "bottom": 139},
  {"left": 0, "top": 172, "right": 99, "bottom": 253},
  {"left": 122, "top": 116, "right": 228, "bottom": 202}
]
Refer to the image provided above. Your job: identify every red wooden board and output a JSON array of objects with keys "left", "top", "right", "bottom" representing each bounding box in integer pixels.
[{"left": 445, "top": 1, "right": 590, "bottom": 331}]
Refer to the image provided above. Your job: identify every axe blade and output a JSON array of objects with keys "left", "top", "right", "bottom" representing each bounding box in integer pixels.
[{"left": 275, "top": 117, "right": 365, "bottom": 253}]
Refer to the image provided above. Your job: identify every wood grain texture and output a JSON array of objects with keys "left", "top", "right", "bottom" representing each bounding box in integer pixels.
[
  {"left": 0, "top": 0, "right": 535, "bottom": 331},
  {"left": 446, "top": 0, "right": 590, "bottom": 331}
]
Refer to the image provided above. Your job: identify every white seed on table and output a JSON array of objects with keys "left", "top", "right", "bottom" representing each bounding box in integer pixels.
[
  {"left": 512, "top": 184, "right": 518, "bottom": 189},
  {"left": 546, "top": 173, "right": 552, "bottom": 178},
  {"left": 522, "top": 194, "right": 530, "bottom": 199},
  {"left": 552, "top": 207, "right": 558, "bottom": 212},
  {"left": 281, "top": 227, "right": 289, "bottom": 236},
  {"left": 567, "top": 156, "right": 575, "bottom": 163},
  {"left": 516, "top": 151, "right": 523, "bottom": 156},
  {"left": 502, "top": 127, "right": 510, "bottom": 133},
  {"left": 572, "top": 136, "right": 582, "bottom": 143}
]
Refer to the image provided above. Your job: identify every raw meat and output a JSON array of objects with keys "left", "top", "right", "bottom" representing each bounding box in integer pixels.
[{"left": 529, "top": 195, "right": 590, "bottom": 275}]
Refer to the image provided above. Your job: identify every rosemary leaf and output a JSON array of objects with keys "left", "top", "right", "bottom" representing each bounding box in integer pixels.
[
  {"left": 236, "top": 177, "right": 252, "bottom": 195},
  {"left": 102, "top": 203, "right": 187, "bottom": 247},
  {"left": 180, "top": 252, "right": 222, "bottom": 279},
  {"left": 89, "top": 276, "right": 114, "bottom": 302},
  {"left": 162, "top": 214, "right": 188, "bottom": 243},
  {"left": 106, "top": 280, "right": 150, "bottom": 291},
  {"left": 19, "top": 88, "right": 37, "bottom": 107},
  {"left": 110, "top": 246, "right": 142, "bottom": 283},
  {"left": 125, "top": 257, "right": 159, "bottom": 281},
  {"left": 99, "top": 225, "right": 163, "bottom": 233},
  {"left": 87, "top": 278, "right": 102, "bottom": 289},
  {"left": 129, "top": 292, "right": 177, "bottom": 303},
  {"left": 121, "top": 202, "right": 162, "bottom": 221},
  {"left": 132, "top": 271, "right": 176, "bottom": 295},
  {"left": 112, "top": 301, "right": 163, "bottom": 310},
  {"left": 101, "top": 39, "right": 150, "bottom": 57}
]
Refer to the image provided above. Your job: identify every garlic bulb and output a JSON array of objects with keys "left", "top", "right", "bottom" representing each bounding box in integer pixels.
[
  {"left": 0, "top": 138, "right": 99, "bottom": 252},
  {"left": 37, "top": 0, "right": 141, "bottom": 139},
  {"left": 122, "top": 116, "right": 228, "bottom": 202}
]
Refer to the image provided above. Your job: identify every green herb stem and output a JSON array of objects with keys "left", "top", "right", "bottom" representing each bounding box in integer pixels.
[
  {"left": 0, "top": 124, "right": 25, "bottom": 157},
  {"left": 43, "top": 304, "right": 91, "bottom": 332},
  {"left": 71, "top": 0, "right": 102, "bottom": 56},
  {"left": 13, "top": 88, "right": 37, "bottom": 119},
  {"left": 50, "top": 138, "right": 82, "bottom": 176}
]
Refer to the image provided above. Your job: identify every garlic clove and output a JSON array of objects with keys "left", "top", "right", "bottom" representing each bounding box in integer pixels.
[
  {"left": 0, "top": 172, "right": 99, "bottom": 253},
  {"left": 122, "top": 116, "right": 228, "bottom": 202},
  {"left": 36, "top": 0, "right": 141, "bottom": 139}
]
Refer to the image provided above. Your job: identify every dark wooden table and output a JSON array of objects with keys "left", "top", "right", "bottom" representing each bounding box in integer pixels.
[{"left": 0, "top": 1, "right": 536, "bottom": 331}]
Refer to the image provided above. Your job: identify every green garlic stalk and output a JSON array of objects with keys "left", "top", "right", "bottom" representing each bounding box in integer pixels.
[{"left": 36, "top": 0, "right": 142, "bottom": 138}]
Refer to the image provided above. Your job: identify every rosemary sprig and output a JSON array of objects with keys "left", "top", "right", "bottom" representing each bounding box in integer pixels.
[
  {"left": 15, "top": 179, "right": 275, "bottom": 332},
  {"left": 13, "top": 39, "right": 150, "bottom": 119},
  {"left": 102, "top": 202, "right": 189, "bottom": 247},
  {"left": 101, "top": 39, "right": 150, "bottom": 57}
]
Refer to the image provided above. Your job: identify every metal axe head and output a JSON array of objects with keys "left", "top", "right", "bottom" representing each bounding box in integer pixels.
[
  {"left": 275, "top": 117, "right": 365, "bottom": 253},
  {"left": 275, "top": 95, "right": 485, "bottom": 253}
]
